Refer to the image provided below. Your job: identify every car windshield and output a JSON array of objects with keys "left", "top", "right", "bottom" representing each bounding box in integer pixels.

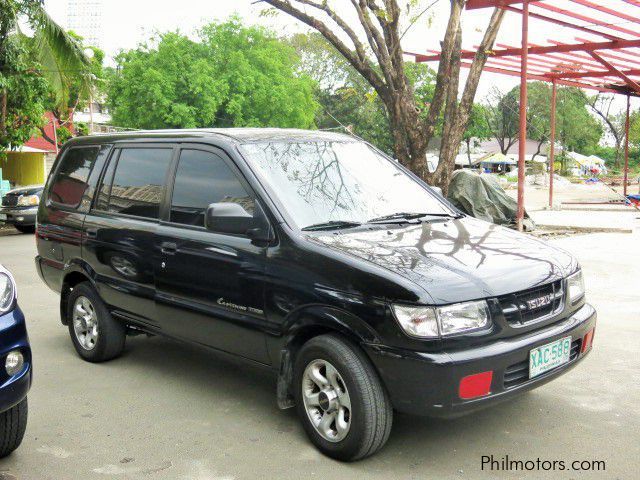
[{"left": 239, "top": 140, "right": 453, "bottom": 230}]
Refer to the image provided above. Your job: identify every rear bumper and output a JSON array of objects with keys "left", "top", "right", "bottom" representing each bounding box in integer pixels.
[
  {"left": 0, "top": 207, "right": 38, "bottom": 226},
  {"left": 0, "top": 306, "right": 32, "bottom": 412},
  {"left": 365, "top": 303, "right": 596, "bottom": 418}
]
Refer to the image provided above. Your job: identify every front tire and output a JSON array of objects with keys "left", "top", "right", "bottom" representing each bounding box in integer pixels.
[
  {"left": 67, "top": 282, "right": 125, "bottom": 362},
  {"left": 0, "top": 398, "right": 28, "bottom": 458},
  {"left": 293, "top": 334, "right": 393, "bottom": 461}
]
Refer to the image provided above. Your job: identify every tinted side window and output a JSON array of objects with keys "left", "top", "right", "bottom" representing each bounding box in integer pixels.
[
  {"left": 78, "top": 145, "right": 112, "bottom": 212},
  {"left": 49, "top": 147, "right": 100, "bottom": 208},
  {"left": 170, "top": 149, "right": 254, "bottom": 228},
  {"left": 105, "top": 148, "right": 173, "bottom": 219},
  {"left": 94, "top": 149, "right": 118, "bottom": 211}
]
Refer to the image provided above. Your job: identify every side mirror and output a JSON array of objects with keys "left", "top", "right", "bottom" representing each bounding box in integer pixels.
[{"left": 205, "top": 201, "right": 272, "bottom": 242}]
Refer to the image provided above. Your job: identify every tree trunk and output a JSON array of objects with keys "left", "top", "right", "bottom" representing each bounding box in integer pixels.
[{"left": 263, "top": 0, "right": 504, "bottom": 193}]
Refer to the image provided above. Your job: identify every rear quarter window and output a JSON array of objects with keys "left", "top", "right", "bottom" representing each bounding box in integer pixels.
[{"left": 48, "top": 145, "right": 110, "bottom": 210}]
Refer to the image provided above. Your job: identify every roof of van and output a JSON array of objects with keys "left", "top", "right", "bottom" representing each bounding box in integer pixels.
[{"left": 66, "top": 128, "right": 356, "bottom": 146}]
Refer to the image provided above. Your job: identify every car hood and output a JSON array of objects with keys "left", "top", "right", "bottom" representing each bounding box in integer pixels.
[{"left": 308, "top": 216, "right": 577, "bottom": 304}]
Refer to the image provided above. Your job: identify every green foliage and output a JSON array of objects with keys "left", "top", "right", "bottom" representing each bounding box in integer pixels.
[
  {"left": 39, "top": 31, "right": 106, "bottom": 146},
  {"left": 0, "top": 25, "right": 48, "bottom": 153},
  {"left": 484, "top": 86, "right": 520, "bottom": 154},
  {"left": 108, "top": 18, "right": 318, "bottom": 130},
  {"left": 288, "top": 32, "right": 437, "bottom": 155},
  {"left": 485, "top": 82, "right": 602, "bottom": 157},
  {"left": 555, "top": 87, "right": 602, "bottom": 153},
  {"left": 1, "top": 0, "right": 91, "bottom": 152},
  {"left": 628, "top": 109, "right": 640, "bottom": 147},
  {"left": 463, "top": 104, "right": 492, "bottom": 143}
]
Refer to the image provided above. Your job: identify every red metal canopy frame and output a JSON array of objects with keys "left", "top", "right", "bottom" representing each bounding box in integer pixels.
[{"left": 407, "top": 0, "right": 638, "bottom": 230}]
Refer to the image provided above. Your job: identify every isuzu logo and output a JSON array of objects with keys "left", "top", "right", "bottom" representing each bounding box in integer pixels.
[{"left": 527, "top": 294, "right": 553, "bottom": 309}]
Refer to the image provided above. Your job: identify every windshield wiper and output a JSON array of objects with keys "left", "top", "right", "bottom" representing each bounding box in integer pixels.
[
  {"left": 301, "top": 220, "right": 363, "bottom": 231},
  {"left": 367, "top": 212, "right": 462, "bottom": 223}
]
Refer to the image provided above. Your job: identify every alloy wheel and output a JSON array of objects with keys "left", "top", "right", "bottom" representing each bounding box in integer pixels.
[
  {"left": 72, "top": 296, "right": 99, "bottom": 350},
  {"left": 302, "top": 359, "right": 352, "bottom": 442}
]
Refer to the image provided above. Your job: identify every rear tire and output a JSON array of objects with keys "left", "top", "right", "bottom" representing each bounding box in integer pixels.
[
  {"left": 67, "top": 282, "right": 125, "bottom": 362},
  {"left": 14, "top": 225, "right": 35, "bottom": 234},
  {"left": 293, "top": 334, "right": 393, "bottom": 461},
  {"left": 0, "top": 398, "right": 28, "bottom": 458}
]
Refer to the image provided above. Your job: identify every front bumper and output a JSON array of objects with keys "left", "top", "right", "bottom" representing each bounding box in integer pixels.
[
  {"left": 0, "top": 306, "right": 32, "bottom": 413},
  {"left": 365, "top": 303, "right": 596, "bottom": 418},
  {"left": 0, "top": 207, "right": 38, "bottom": 226}
]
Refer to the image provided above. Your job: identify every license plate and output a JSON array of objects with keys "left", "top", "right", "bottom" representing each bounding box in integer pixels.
[
  {"left": 529, "top": 336, "right": 571, "bottom": 378},
  {"left": 0, "top": 213, "right": 6, "bottom": 221}
]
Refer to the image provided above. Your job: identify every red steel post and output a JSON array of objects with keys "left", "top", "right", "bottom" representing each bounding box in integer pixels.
[
  {"left": 624, "top": 94, "right": 630, "bottom": 197},
  {"left": 549, "top": 79, "right": 557, "bottom": 209},
  {"left": 517, "top": 0, "right": 529, "bottom": 231}
]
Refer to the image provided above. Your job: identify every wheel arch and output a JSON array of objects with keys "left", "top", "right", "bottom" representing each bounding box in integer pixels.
[
  {"left": 59, "top": 264, "right": 96, "bottom": 325},
  {"left": 275, "top": 305, "right": 381, "bottom": 409}
]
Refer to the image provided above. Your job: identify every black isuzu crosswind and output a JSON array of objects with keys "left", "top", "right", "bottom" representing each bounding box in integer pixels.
[{"left": 35, "top": 129, "right": 596, "bottom": 460}]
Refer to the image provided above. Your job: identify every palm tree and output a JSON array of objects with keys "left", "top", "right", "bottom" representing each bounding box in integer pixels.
[{"left": 1, "top": 0, "right": 91, "bottom": 138}]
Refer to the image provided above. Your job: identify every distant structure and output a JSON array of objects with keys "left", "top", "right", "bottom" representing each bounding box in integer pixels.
[{"left": 66, "top": 0, "right": 103, "bottom": 47}]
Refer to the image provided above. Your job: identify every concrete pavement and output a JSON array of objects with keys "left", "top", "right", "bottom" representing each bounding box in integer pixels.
[{"left": 0, "top": 230, "right": 638, "bottom": 479}]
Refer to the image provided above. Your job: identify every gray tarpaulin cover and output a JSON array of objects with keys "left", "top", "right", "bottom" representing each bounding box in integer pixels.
[{"left": 446, "top": 169, "right": 535, "bottom": 230}]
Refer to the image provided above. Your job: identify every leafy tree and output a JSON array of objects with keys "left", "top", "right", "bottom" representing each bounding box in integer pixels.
[
  {"left": 462, "top": 104, "right": 491, "bottom": 164},
  {"left": 108, "top": 18, "right": 318, "bottom": 130},
  {"left": 484, "top": 86, "right": 519, "bottom": 155},
  {"left": 1, "top": 0, "right": 91, "bottom": 152},
  {"left": 556, "top": 87, "right": 602, "bottom": 154},
  {"left": 589, "top": 94, "right": 626, "bottom": 168},
  {"left": 526, "top": 82, "right": 552, "bottom": 160},
  {"left": 289, "top": 32, "right": 437, "bottom": 156},
  {"left": 485, "top": 83, "right": 601, "bottom": 169},
  {"left": 0, "top": 36, "right": 48, "bottom": 153},
  {"left": 38, "top": 31, "right": 105, "bottom": 148},
  {"left": 262, "top": 0, "right": 505, "bottom": 193},
  {"left": 627, "top": 109, "right": 640, "bottom": 147}
]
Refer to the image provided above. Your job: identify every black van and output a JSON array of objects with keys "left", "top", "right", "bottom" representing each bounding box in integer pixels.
[{"left": 35, "top": 129, "right": 596, "bottom": 461}]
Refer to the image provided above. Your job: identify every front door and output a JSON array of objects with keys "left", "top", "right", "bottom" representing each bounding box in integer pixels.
[{"left": 155, "top": 146, "right": 269, "bottom": 363}]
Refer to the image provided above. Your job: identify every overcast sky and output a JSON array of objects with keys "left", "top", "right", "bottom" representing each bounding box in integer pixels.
[{"left": 44, "top": 0, "right": 636, "bottom": 114}]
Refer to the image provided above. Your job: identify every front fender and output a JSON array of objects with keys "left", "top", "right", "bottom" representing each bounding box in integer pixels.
[
  {"left": 274, "top": 304, "right": 382, "bottom": 409},
  {"left": 281, "top": 304, "right": 381, "bottom": 347}
]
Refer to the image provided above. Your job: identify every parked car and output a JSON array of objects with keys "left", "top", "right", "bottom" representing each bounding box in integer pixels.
[
  {"left": 0, "top": 185, "right": 44, "bottom": 234},
  {"left": 35, "top": 129, "right": 596, "bottom": 461},
  {"left": 0, "top": 265, "right": 31, "bottom": 457}
]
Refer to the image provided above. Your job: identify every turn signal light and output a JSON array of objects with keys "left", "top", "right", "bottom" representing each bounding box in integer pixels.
[
  {"left": 459, "top": 371, "right": 493, "bottom": 400},
  {"left": 581, "top": 328, "right": 595, "bottom": 353}
]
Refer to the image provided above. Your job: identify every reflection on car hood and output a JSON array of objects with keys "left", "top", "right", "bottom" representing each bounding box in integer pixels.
[{"left": 308, "top": 216, "right": 577, "bottom": 304}]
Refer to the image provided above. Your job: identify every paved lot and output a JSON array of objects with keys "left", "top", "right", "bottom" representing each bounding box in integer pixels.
[{"left": 0, "top": 227, "right": 638, "bottom": 479}]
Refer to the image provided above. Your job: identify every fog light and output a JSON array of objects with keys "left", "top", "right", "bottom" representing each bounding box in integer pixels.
[
  {"left": 16, "top": 217, "right": 24, "bottom": 222},
  {"left": 5, "top": 350, "right": 24, "bottom": 376},
  {"left": 459, "top": 371, "right": 493, "bottom": 399}
]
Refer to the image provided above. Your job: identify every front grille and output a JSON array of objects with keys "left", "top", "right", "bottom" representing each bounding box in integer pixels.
[
  {"left": 498, "top": 280, "right": 564, "bottom": 326},
  {"left": 1, "top": 195, "right": 19, "bottom": 207},
  {"left": 503, "top": 338, "right": 581, "bottom": 389}
]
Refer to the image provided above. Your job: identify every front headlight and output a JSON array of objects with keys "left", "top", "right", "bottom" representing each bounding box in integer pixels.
[
  {"left": 17, "top": 194, "right": 39, "bottom": 206},
  {"left": 393, "top": 300, "right": 490, "bottom": 338},
  {"left": 0, "top": 272, "right": 16, "bottom": 314},
  {"left": 567, "top": 269, "right": 585, "bottom": 304}
]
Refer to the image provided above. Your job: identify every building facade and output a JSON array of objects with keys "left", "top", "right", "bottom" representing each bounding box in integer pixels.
[{"left": 66, "top": 0, "right": 104, "bottom": 48}]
